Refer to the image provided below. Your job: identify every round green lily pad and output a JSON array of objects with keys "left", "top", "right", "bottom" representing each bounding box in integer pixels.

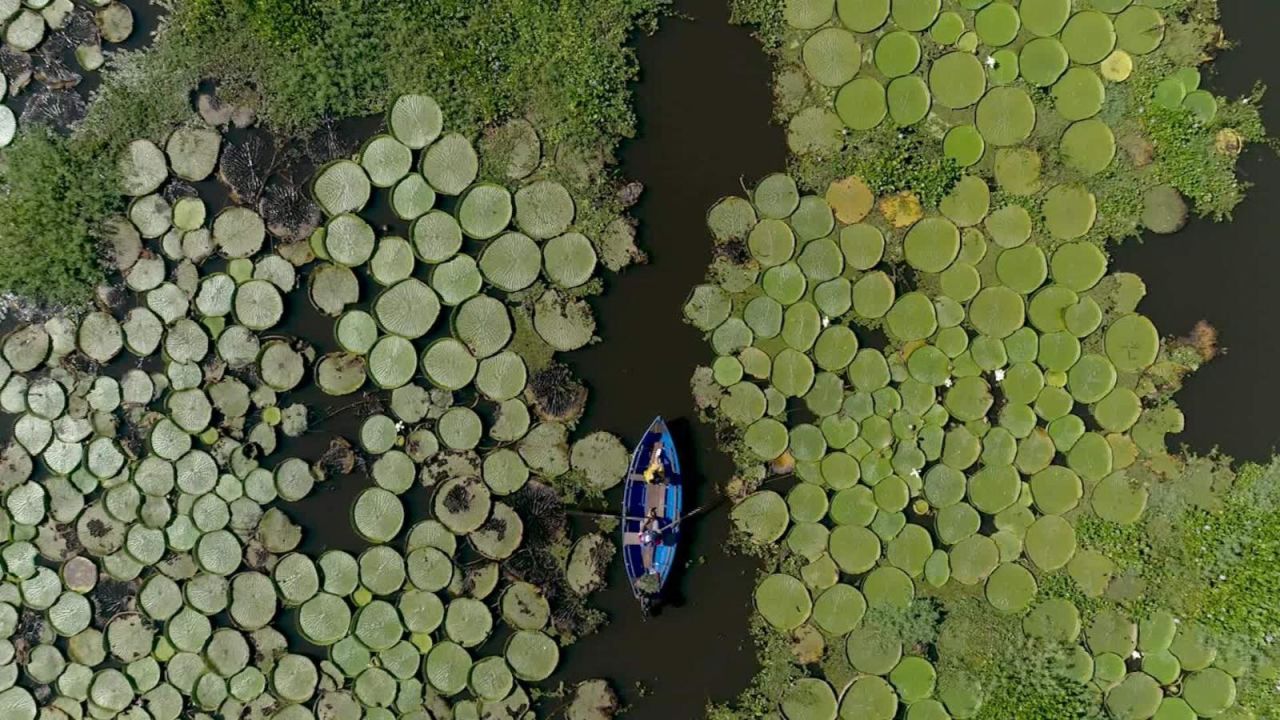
[
  {"left": 875, "top": 31, "right": 921, "bottom": 78},
  {"left": 1020, "top": 0, "right": 1070, "bottom": 37},
  {"left": 904, "top": 218, "right": 961, "bottom": 273},
  {"left": 845, "top": 623, "right": 902, "bottom": 675},
  {"left": 891, "top": 0, "right": 940, "bottom": 31},
  {"left": 841, "top": 676, "right": 898, "bottom": 720},
  {"left": 1116, "top": 6, "right": 1165, "bottom": 55},
  {"left": 930, "top": 52, "right": 986, "bottom": 109},
  {"left": 976, "top": 87, "right": 1036, "bottom": 146},
  {"left": 755, "top": 573, "right": 812, "bottom": 630},
  {"left": 1053, "top": 67, "right": 1106, "bottom": 121},
  {"left": 829, "top": 525, "right": 880, "bottom": 574},
  {"left": 1106, "top": 673, "right": 1162, "bottom": 720},
  {"left": 1025, "top": 514, "right": 1077, "bottom": 570},
  {"left": 837, "top": 78, "right": 888, "bottom": 131},
  {"left": 1024, "top": 598, "right": 1082, "bottom": 643},
  {"left": 1021, "top": 37, "right": 1070, "bottom": 88},
  {"left": 423, "top": 134, "right": 479, "bottom": 196},
  {"left": 803, "top": 28, "right": 861, "bottom": 87},
  {"left": 1061, "top": 11, "right": 1116, "bottom": 65},
  {"left": 838, "top": 0, "right": 889, "bottom": 32},
  {"left": 950, "top": 534, "right": 999, "bottom": 585},
  {"left": 781, "top": 678, "right": 838, "bottom": 720},
  {"left": 976, "top": 2, "right": 1020, "bottom": 46},
  {"left": 811, "top": 583, "right": 865, "bottom": 636},
  {"left": 944, "top": 125, "right": 986, "bottom": 167},
  {"left": 458, "top": 184, "right": 513, "bottom": 240},
  {"left": 1105, "top": 313, "right": 1159, "bottom": 373},
  {"left": 887, "top": 76, "right": 931, "bottom": 126},
  {"left": 1182, "top": 668, "right": 1236, "bottom": 717},
  {"left": 755, "top": 174, "right": 801, "bottom": 219},
  {"left": 1043, "top": 184, "right": 1097, "bottom": 239},
  {"left": 985, "top": 562, "right": 1037, "bottom": 613},
  {"left": 1092, "top": 471, "right": 1148, "bottom": 524}
]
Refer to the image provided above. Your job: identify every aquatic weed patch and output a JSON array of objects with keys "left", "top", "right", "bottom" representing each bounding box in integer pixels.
[{"left": 0, "top": 94, "right": 641, "bottom": 718}]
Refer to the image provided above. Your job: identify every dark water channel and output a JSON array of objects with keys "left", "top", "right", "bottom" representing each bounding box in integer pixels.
[
  {"left": 1111, "top": 1, "right": 1280, "bottom": 462},
  {"left": 551, "top": 0, "right": 785, "bottom": 714}
]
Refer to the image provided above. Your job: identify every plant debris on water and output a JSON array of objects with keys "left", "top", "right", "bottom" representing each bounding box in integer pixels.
[{"left": 695, "top": 0, "right": 1278, "bottom": 717}]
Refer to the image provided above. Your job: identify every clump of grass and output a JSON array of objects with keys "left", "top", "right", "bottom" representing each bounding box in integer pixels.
[{"left": 0, "top": 128, "right": 121, "bottom": 304}]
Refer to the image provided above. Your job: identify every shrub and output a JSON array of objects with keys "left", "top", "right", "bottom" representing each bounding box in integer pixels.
[{"left": 0, "top": 129, "right": 120, "bottom": 304}]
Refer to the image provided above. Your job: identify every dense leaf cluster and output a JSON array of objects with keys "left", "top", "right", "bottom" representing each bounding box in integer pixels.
[{"left": 0, "top": 129, "right": 120, "bottom": 304}]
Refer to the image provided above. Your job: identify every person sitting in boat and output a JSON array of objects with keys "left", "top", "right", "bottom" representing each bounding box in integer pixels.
[
  {"left": 639, "top": 508, "right": 662, "bottom": 546},
  {"left": 642, "top": 444, "right": 665, "bottom": 482}
]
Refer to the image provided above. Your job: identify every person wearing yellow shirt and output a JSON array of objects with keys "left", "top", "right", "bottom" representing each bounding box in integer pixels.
[{"left": 641, "top": 443, "right": 665, "bottom": 482}]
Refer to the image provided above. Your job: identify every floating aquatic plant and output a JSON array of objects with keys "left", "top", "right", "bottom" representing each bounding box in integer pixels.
[
  {"left": 0, "top": 92, "right": 637, "bottom": 720},
  {"left": 703, "top": 1, "right": 1272, "bottom": 714},
  {"left": 694, "top": 164, "right": 1253, "bottom": 717}
]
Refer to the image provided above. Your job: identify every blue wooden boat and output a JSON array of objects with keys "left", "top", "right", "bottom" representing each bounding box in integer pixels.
[{"left": 621, "top": 416, "right": 683, "bottom": 602}]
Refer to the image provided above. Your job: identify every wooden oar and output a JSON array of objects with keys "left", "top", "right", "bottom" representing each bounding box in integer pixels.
[
  {"left": 569, "top": 470, "right": 797, "bottom": 530},
  {"left": 651, "top": 470, "right": 797, "bottom": 532},
  {"left": 565, "top": 509, "right": 651, "bottom": 523}
]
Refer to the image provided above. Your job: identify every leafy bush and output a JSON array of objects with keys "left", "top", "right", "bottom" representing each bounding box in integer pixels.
[
  {"left": 971, "top": 639, "right": 1103, "bottom": 720},
  {"left": 0, "top": 129, "right": 120, "bottom": 304},
  {"left": 792, "top": 129, "right": 960, "bottom": 205},
  {"left": 1143, "top": 86, "right": 1268, "bottom": 220},
  {"left": 82, "top": 0, "right": 668, "bottom": 153},
  {"left": 863, "top": 597, "right": 941, "bottom": 650}
]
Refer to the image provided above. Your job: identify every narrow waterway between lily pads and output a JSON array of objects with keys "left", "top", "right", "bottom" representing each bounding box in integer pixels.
[
  {"left": 1112, "top": 1, "right": 1280, "bottom": 463},
  {"left": 552, "top": 0, "right": 785, "bottom": 714}
]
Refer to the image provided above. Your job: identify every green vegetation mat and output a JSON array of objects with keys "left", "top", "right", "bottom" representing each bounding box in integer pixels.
[{"left": 700, "top": 1, "right": 1276, "bottom": 718}]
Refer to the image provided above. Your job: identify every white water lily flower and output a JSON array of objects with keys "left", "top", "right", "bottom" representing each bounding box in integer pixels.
[
  {"left": 994, "top": 368, "right": 1006, "bottom": 381},
  {"left": 985, "top": 55, "right": 997, "bottom": 68},
  {"left": 943, "top": 377, "right": 953, "bottom": 388},
  {"left": 821, "top": 315, "right": 830, "bottom": 328}
]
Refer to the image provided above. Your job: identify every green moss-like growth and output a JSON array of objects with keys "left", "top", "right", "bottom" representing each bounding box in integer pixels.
[{"left": 0, "top": 129, "right": 120, "bottom": 304}]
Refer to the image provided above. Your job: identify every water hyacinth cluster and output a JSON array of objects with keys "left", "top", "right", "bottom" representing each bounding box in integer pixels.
[{"left": 0, "top": 94, "right": 636, "bottom": 720}]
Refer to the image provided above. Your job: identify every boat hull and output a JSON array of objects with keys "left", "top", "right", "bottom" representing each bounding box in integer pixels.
[{"left": 621, "top": 416, "right": 683, "bottom": 600}]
